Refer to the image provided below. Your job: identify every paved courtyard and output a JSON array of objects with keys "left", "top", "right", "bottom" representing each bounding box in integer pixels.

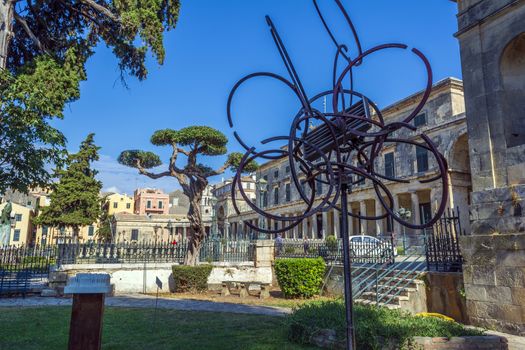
[{"left": 0, "top": 294, "right": 290, "bottom": 317}]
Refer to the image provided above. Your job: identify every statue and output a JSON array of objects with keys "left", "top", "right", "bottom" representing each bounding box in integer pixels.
[
  {"left": 0, "top": 200, "right": 12, "bottom": 245},
  {"left": 0, "top": 201, "right": 12, "bottom": 226}
]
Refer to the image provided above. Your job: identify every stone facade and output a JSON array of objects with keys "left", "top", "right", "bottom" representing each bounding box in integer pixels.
[
  {"left": 454, "top": 0, "right": 525, "bottom": 335},
  {"left": 212, "top": 175, "right": 258, "bottom": 239},
  {"left": 220, "top": 78, "right": 471, "bottom": 242},
  {"left": 113, "top": 212, "right": 211, "bottom": 243}
]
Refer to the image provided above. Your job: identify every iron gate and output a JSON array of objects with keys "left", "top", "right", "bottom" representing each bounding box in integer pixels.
[{"left": 425, "top": 208, "right": 465, "bottom": 272}]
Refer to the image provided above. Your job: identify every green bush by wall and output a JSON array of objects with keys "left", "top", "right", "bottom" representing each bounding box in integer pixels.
[
  {"left": 287, "top": 300, "right": 484, "bottom": 349},
  {"left": 172, "top": 264, "right": 213, "bottom": 292},
  {"left": 274, "top": 257, "right": 326, "bottom": 298}
]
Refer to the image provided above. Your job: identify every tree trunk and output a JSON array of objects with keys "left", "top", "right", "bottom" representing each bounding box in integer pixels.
[
  {"left": 0, "top": 0, "right": 14, "bottom": 70},
  {"left": 184, "top": 187, "right": 206, "bottom": 266}
]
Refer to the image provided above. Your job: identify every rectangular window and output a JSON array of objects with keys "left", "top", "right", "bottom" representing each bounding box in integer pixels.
[
  {"left": 263, "top": 175, "right": 268, "bottom": 181},
  {"left": 273, "top": 170, "right": 279, "bottom": 178},
  {"left": 113, "top": 202, "right": 118, "bottom": 208},
  {"left": 15, "top": 214, "right": 22, "bottom": 222},
  {"left": 414, "top": 113, "right": 427, "bottom": 127},
  {"left": 285, "top": 166, "right": 290, "bottom": 173},
  {"left": 355, "top": 162, "right": 365, "bottom": 185},
  {"left": 262, "top": 192, "right": 268, "bottom": 207},
  {"left": 384, "top": 152, "right": 395, "bottom": 178},
  {"left": 42, "top": 226, "right": 48, "bottom": 235},
  {"left": 88, "top": 226, "right": 94, "bottom": 236},
  {"left": 273, "top": 187, "right": 279, "bottom": 205},
  {"left": 285, "top": 183, "right": 291, "bottom": 202},
  {"left": 131, "top": 229, "right": 139, "bottom": 241},
  {"left": 158, "top": 201, "right": 163, "bottom": 209},
  {"left": 13, "top": 229, "right": 20, "bottom": 242},
  {"left": 416, "top": 146, "right": 429, "bottom": 172},
  {"left": 126, "top": 203, "right": 131, "bottom": 209},
  {"left": 316, "top": 180, "right": 323, "bottom": 195},
  {"left": 146, "top": 200, "right": 152, "bottom": 209}
]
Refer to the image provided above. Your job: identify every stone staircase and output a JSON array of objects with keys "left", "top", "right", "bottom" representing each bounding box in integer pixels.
[{"left": 353, "top": 267, "right": 427, "bottom": 313}]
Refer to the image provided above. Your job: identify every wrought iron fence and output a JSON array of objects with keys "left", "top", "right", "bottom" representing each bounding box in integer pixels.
[
  {"left": 0, "top": 244, "right": 55, "bottom": 295},
  {"left": 275, "top": 237, "right": 395, "bottom": 265},
  {"left": 56, "top": 240, "right": 255, "bottom": 265},
  {"left": 425, "top": 207, "right": 464, "bottom": 272}
]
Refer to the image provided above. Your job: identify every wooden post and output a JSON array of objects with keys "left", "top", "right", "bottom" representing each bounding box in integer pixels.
[
  {"left": 65, "top": 274, "right": 111, "bottom": 350},
  {"left": 68, "top": 294, "right": 105, "bottom": 350}
]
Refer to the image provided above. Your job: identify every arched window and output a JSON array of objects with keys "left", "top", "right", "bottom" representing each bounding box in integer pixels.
[{"left": 500, "top": 33, "right": 525, "bottom": 148}]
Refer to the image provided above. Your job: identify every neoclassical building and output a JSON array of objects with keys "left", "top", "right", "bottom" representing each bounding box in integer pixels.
[
  {"left": 212, "top": 176, "right": 258, "bottom": 239},
  {"left": 219, "top": 78, "right": 471, "bottom": 240}
]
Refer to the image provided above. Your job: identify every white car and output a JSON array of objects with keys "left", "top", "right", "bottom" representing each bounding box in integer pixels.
[{"left": 349, "top": 235, "right": 397, "bottom": 259}]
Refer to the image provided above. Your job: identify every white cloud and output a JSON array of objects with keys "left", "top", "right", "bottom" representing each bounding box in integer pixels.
[{"left": 94, "top": 154, "right": 180, "bottom": 195}]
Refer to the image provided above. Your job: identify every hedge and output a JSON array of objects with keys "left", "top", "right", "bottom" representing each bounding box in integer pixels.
[
  {"left": 172, "top": 264, "right": 213, "bottom": 292},
  {"left": 287, "top": 300, "right": 484, "bottom": 349},
  {"left": 274, "top": 257, "right": 325, "bottom": 298}
]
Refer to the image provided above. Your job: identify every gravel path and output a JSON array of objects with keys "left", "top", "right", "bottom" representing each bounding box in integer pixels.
[{"left": 0, "top": 294, "right": 291, "bottom": 317}]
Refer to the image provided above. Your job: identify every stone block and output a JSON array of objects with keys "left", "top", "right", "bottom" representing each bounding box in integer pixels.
[
  {"left": 463, "top": 265, "right": 473, "bottom": 284},
  {"left": 465, "top": 285, "right": 488, "bottom": 302},
  {"left": 471, "top": 265, "right": 496, "bottom": 285},
  {"left": 485, "top": 286, "right": 513, "bottom": 304},
  {"left": 40, "top": 289, "right": 58, "bottom": 297},
  {"left": 497, "top": 250, "right": 525, "bottom": 267},
  {"left": 511, "top": 287, "right": 525, "bottom": 305},
  {"left": 48, "top": 271, "right": 68, "bottom": 283},
  {"left": 495, "top": 267, "right": 525, "bottom": 288}
]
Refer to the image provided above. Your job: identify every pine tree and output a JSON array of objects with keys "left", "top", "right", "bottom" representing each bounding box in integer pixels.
[{"left": 35, "top": 133, "right": 102, "bottom": 242}]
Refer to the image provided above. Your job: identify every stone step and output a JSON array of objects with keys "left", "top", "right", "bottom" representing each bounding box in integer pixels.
[
  {"left": 360, "top": 291, "right": 409, "bottom": 304},
  {"left": 354, "top": 298, "right": 401, "bottom": 309}
]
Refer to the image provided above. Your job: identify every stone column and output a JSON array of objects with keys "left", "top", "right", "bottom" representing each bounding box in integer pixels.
[
  {"left": 393, "top": 194, "right": 401, "bottom": 237},
  {"left": 292, "top": 214, "right": 298, "bottom": 239},
  {"left": 308, "top": 216, "right": 314, "bottom": 239},
  {"left": 333, "top": 209, "right": 340, "bottom": 238},
  {"left": 375, "top": 199, "right": 382, "bottom": 236},
  {"left": 322, "top": 211, "right": 328, "bottom": 238},
  {"left": 411, "top": 192, "right": 420, "bottom": 225},
  {"left": 359, "top": 201, "right": 367, "bottom": 235}
]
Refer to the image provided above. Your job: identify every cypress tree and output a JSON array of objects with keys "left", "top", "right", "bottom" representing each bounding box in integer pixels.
[{"left": 35, "top": 133, "right": 102, "bottom": 242}]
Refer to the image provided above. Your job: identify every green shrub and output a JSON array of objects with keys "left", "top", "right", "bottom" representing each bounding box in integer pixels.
[
  {"left": 21, "top": 256, "right": 56, "bottom": 269},
  {"left": 325, "top": 235, "right": 338, "bottom": 252},
  {"left": 172, "top": 264, "right": 213, "bottom": 292},
  {"left": 287, "top": 300, "right": 484, "bottom": 350},
  {"left": 284, "top": 246, "right": 296, "bottom": 254},
  {"left": 274, "top": 258, "right": 325, "bottom": 298}
]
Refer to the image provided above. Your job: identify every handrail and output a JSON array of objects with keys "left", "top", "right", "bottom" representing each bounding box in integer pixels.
[
  {"left": 353, "top": 252, "right": 420, "bottom": 299},
  {"left": 379, "top": 258, "right": 426, "bottom": 305}
]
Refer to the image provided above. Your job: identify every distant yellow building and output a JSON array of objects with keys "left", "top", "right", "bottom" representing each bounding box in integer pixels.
[
  {"left": 0, "top": 202, "right": 34, "bottom": 246},
  {"left": 32, "top": 190, "right": 99, "bottom": 245},
  {"left": 104, "top": 193, "right": 134, "bottom": 215}
]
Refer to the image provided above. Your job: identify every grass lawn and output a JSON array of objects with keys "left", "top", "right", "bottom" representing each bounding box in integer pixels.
[{"left": 0, "top": 307, "right": 318, "bottom": 350}]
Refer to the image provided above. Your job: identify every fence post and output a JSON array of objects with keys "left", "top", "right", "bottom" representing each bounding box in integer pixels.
[{"left": 254, "top": 240, "right": 274, "bottom": 268}]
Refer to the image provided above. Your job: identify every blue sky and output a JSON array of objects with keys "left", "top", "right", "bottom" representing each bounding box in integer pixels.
[{"left": 54, "top": 0, "right": 461, "bottom": 195}]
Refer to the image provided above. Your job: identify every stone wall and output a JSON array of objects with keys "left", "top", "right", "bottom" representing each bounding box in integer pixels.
[
  {"left": 461, "top": 233, "right": 525, "bottom": 335},
  {"left": 50, "top": 260, "right": 273, "bottom": 295},
  {"left": 309, "top": 331, "right": 507, "bottom": 350},
  {"left": 425, "top": 272, "right": 468, "bottom": 324}
]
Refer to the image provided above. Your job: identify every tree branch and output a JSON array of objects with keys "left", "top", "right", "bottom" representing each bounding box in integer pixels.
[
  {"left": 176, "top": 147, "right": 190, "bottom": 157},
  {"left": 79, "top": 0, "right": 120, "bottom": 22},
  {"left": 209, "top": 160, "right": 230, "bottom": 177},
  {"left": 136, "top": 159, "right": 171, "bottom": 179},
  {"left": 13, "top": 12, "right": 47, "bottom": 54}
]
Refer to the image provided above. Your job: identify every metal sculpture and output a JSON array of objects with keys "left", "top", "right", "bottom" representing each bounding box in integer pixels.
[{"left": 226, "top": 1, "right": 448, "bottom": 349}]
